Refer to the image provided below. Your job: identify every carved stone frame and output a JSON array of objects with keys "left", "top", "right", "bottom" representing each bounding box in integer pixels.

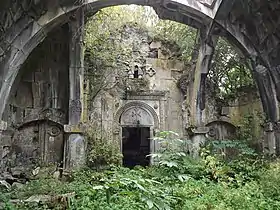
[{"left": 113, "top": 101, "right": 160, "bottom": 162}]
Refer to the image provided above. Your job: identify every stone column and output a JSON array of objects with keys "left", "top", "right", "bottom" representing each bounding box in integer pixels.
[
  {"left": 190, "top": 127, "right": 209, "bottom": 157},
  {"left": 263, "top": 122, "right": 276, "bottom": 156},
  {"left": 251, "top": 64, "right": 279, "bottom": 122},
  {"left": 190, "top": 31, "right": 217, "bottom": 126},
  {"left": 64, "top": 8, "right": 86, "bottom": 170},
  {"left": 250, "top": 62, "right": 279, "bottom": 155},
  {"left": 188, "top": 31, "right": 217, "bottom": 154},
  {"left": 0, "top": 120, "right": 8, "bottom": 170}
]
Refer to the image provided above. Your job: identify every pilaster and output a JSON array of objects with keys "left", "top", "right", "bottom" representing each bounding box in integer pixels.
[
  {"left": 189, "top": 126, "right": 209, "bottom": 157},
  {"left": 64, "top": 8, "right": 86, "bottom": 170}
]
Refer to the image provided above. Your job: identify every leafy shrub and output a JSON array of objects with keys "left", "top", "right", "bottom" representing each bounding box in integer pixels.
[
  {"left": 2, "top": 130, "right": 279, "bottom": 210},
  {"left": 200, "top": 139, "right": 266, "bottom": 185},
  {"left": 85, "top": 127, "right": 123, "bottom": 169}
]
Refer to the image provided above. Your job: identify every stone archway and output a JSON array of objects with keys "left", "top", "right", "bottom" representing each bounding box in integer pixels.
[
  {"left": 114, "top": 101, "right": 160, "bottom": 166},
  {"left": 114, "top": 101, "right": 160, "bottom": 129},
  {"left": 0, "top": 0, "right": 236, "bottom": 120},
  {"left": 1, "top": 0, "right": 280, "bottom": 165}
]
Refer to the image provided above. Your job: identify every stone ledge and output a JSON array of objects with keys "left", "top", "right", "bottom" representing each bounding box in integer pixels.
[
  {"left": 187, "top": 126, "right": 209, "bottom": 135},
  {"left": 64, "top": 124, "right": 85, "bottom": 133}
]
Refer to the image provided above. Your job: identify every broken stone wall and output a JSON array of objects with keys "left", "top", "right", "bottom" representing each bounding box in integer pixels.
[
  {"left": 87, "top": 24, "right": 185, "bottom": 142},
  {"left": 202, "top": 84, "right": 264, "bottom": 150},
  {"left": 0, "top": 25, "right": 69, "bottom": 172}
]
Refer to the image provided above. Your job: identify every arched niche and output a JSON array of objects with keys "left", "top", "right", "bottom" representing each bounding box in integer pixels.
[
  {"left": 206, "top": 120, "right": 237, "bottom": 140},
  {"left": 120, "top": 107, "right": 154, "bottom": 126},
  {"left": 10, "top": 119, "right": 64, "bottom": 169}
]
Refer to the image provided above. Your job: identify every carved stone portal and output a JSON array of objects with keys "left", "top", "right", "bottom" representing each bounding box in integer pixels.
[{"left": 121, "top": 107, "right": 154, "bottom": 126}]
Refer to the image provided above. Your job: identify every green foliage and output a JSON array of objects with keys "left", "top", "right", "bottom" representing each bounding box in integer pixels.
[
  {"left": 201, "top": 140, "right": 264, "bottom": 184},
  {"left": 149, "top": 131, "right": 189, "bottom": 170},
  {"left": 84, "top": 5, "right": 196, "bottom": 102},
  {"left": 85, "top": 127, "right": 123, "bottom": 168},
  {"left": 237, "top": 112, "right": 265, "bottom": 145},
  {"left": 2, "top": 131, "right": 279, "bottom": 210},
  {"left": 208, "top": 37, "right": 255, "bottom": 101}
]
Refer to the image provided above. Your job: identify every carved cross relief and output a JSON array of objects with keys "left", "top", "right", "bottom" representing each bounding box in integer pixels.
[{"left": 121, "top": 107, "right": 153, "bottom": 126}]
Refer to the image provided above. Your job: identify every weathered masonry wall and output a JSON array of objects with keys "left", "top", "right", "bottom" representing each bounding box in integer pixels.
[
  {"left": 0, "top": 25, "right": 69, "bottom": 172},
  {"left": 0, "top": 0, "right": 280, "bottom": 172},
  {"left": 88, "top": 25, "right": 185, "bottom": 145}
]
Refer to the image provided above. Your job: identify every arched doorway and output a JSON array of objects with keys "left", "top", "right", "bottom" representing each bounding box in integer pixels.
[{"left": 115, "top": 102, "right": 159, "bottom": 168}]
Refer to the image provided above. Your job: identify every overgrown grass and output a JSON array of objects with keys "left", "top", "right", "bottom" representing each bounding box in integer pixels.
[
  {"left": 1, "top": 133, "right": 280, "bottom": 210},
  {"left": 1, "top": 157, "right": 280, "bottom": 210}
]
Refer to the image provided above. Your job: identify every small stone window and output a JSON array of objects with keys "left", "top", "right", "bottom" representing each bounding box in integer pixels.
[
  {"left": 134, "top": 68, "right": 139, "bottom": 78},
  {"left": 128, "top": 65, "right": 143, "bottom": 79}
]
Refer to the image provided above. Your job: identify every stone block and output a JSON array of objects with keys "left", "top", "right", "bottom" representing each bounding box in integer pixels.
[
  {"left": 67, "top": 134, "right": 86, "bottom": 169},
  {"left": 221, "top": 107, "right": 230, "bottom": 116},
  {"left": 149, "top": 41, "right": 161, "bottom": 50},
  {"left": 64, "top": 124, "right": 85, "bottom": 133},
  {"left": 37, "top": 7, "right": 65, "bottom": 27},
  {"left": 0, "top": 121, "right": 7, "bottom": 131},
  {"left": 1, "top": 136, "right": 12, "bottom": 146},
  {"left": 192, "top": 126, "right": 209, "bottom": 134}
]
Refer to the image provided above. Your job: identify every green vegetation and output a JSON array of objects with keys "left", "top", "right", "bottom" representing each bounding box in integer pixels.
[
  {"left": 0, "top": 5, "right": 268, "bottom": 210},
  {"left": 209, "top": 38, "right": 255, "bottom": 101},
  {"left": 1, "top": 131, "right": 280, "bottom": 210},
  {"left": 84, "top": 5, "right": 254, "bottom": 104},
  {"left": 85, "top": 126, "right": 123, "bottom": 168}
]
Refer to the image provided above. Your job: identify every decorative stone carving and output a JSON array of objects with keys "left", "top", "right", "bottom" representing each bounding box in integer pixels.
[
  {"left": 69, "top": 99, "right": 82, "bottom": 124},
  {"left": 121, "top": 107, "right": 153, "bottom": 126},
  {"left": 126, "top": 63, "right": 156, "bottom": 78},
  {"left": 145, "top": 64, "right": 156, "bottom": 77},
  {"left": 127, "top": 63, "right": 145, "bottom": 79},
  {"left": 17, "top": 108, "right": 66, "bottom": 128},
  {"left": 69, "top": 99, "right": 82, "bottom": 114},
  {"left": 47, "top": 126, "right": 61, "bottom": 137},
  {"left": 115, "top": 101, "right": 160, "bottom": 129}
]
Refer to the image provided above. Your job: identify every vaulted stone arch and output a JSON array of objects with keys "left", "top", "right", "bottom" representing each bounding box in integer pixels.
[{"left": 0, "top": 0, "right": 231, "bottom": 120}]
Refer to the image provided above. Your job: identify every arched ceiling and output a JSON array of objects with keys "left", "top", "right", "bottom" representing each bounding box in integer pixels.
[
  {"left": 0, "top": 0, "right": 279, "bottom": 121},
  {"left": 0, "top": 0, "right": 228, "bottom": 119}
]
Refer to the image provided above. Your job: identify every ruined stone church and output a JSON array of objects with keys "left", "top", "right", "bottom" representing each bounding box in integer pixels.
[{"left": 0, "top": 0, "right": 280, "bottom": 173}]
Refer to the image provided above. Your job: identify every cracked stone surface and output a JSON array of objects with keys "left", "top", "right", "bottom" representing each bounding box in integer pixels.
[{"left": 0, "top": 0, "right": 280, "bottom": 169}]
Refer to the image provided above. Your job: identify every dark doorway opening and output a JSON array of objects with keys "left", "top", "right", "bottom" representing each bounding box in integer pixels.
[{"left": 122, "top": 127, "right": 150, "bottom": 168}]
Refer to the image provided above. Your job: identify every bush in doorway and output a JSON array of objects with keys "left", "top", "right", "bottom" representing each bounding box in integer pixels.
[{"left": 85, "top": 127, "right": 123, "bottom": 169}]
